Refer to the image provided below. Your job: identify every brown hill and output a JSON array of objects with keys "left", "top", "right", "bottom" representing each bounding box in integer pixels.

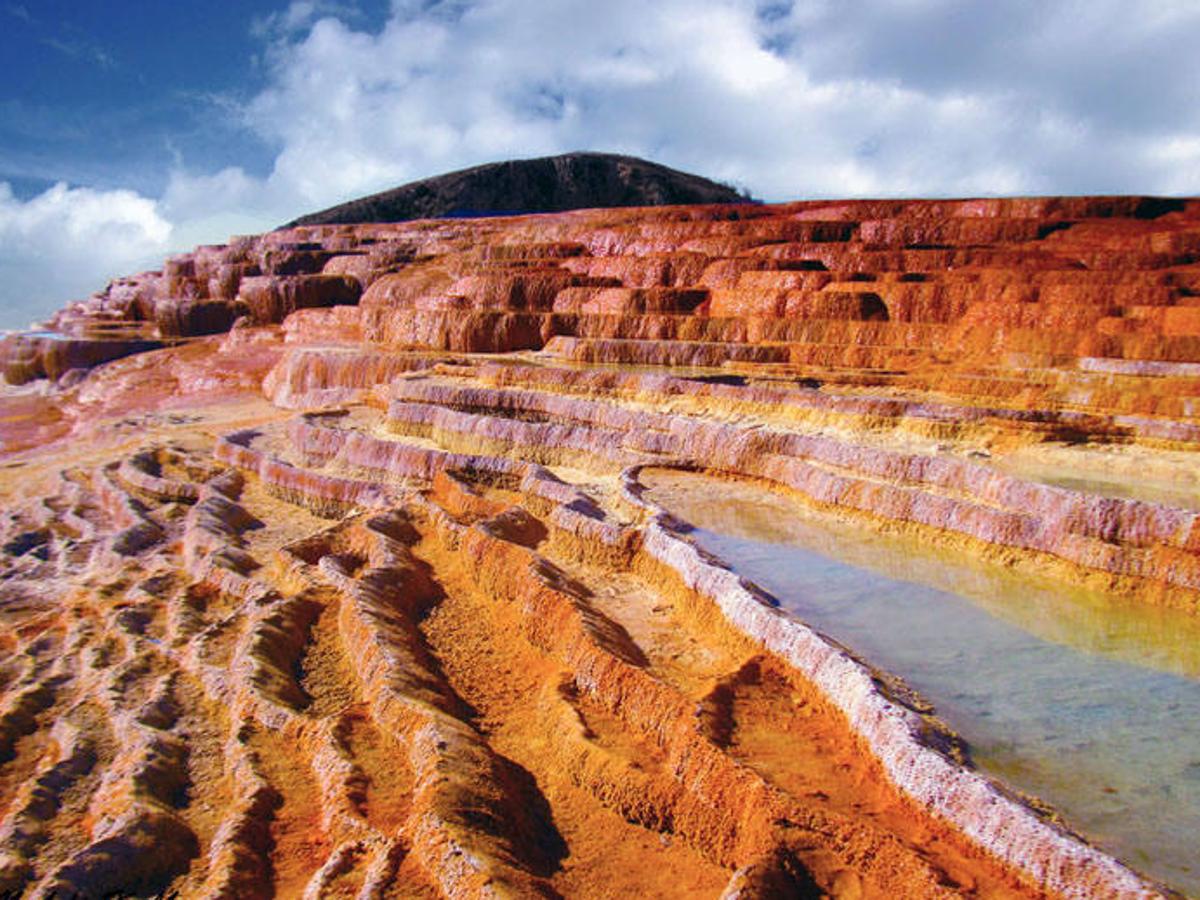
[{"left": 283, "top": 151, "right": 754, "bottom": 227}]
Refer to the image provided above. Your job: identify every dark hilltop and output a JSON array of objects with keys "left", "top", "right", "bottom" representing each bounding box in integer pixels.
[{"left": 284, "top": 151, "right": 756, "bottom": 227}]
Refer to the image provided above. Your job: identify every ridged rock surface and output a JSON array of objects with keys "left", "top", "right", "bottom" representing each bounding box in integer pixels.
[{"left": 1, "top": 195, "right": 1198, "bottom": 898}]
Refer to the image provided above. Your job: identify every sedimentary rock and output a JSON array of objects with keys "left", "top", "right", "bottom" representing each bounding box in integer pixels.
[{"left": 2, "top": 193, "right": 1199, "bottom": 897}]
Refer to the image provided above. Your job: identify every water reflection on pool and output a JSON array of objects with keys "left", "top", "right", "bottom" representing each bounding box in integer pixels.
[{"left": 642, "top": 468, "right": 1200, "bottom": 896}]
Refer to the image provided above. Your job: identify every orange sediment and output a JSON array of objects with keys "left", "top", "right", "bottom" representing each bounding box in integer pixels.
[{"left": 2, "top": 196, "right": 1198, "bottom": 897}]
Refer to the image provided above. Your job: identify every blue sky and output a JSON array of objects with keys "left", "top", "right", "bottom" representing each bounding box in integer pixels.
[
  {"left": 6, "top": 1, "right": 263, "bottom": 199},
  {"left": 0, "top": 1, "right": 391, "bottom": 200},
  {"left": 3, "top": 0, "right": 1200, "bottom": 330}
]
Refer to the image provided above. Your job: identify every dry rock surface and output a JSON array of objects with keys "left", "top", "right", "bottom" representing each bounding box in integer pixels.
[{"left": 2, "top": 195, "right": 1199, "bottom": 898}]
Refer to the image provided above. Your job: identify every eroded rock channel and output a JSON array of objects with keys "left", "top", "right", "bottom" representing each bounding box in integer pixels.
[{"left": 3, "top": 196, "right": 1200, "bottom": 897}]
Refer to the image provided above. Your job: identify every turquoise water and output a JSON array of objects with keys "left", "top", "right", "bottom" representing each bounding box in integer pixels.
[
  {"left": 6, "top": 330, "right": 69, "bottom": 341},
  {"left": 4, "top": 327, "right": 160, "bottom": 343},
  {"left": 1037, "top": 473, "right": 1200, "bottom": 509},
  {"left": 642, "top": 468, "right": 1200, "bottom": 896},
  {"left": 996, "top": 463, "right": 1200, "bottom": 513}
]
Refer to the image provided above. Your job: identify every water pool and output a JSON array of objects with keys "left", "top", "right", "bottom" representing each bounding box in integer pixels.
[{"left": 642, "top": 468, "right": 1200, "bottom": 896}]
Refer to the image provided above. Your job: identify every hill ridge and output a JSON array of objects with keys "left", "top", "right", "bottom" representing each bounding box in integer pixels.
[{"left": 283, "top": 151, "right": 755, "bottom": 227}]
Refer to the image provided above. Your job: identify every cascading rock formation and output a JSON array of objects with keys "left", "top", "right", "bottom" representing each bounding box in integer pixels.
[{"left": 1, "top": 181, "right": 1199, "bottom": 898}]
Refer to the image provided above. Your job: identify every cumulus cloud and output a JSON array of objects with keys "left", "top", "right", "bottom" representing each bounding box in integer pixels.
[
  {"left": 0, "top": 182, "right": 171, "bottom": 329},
  {"left": 27, "top": 2, "right": 1200, "bottom": 213},
  {"left": 196, "top": 0, "right": 1200, "bottom": 218},
  {"left": 7, "top": 0, "right": 1200, "bottom": 327},
  {"left": 250, "top": 0, "right": 369, "bottom": 40}
]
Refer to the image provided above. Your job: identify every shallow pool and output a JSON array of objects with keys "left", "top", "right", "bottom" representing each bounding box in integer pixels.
[
  {"left": 642, "top": 468, "right": 1200, "bottom": 896},
  {"left": 998, "top": 462, "right": 1200, "bottom": 512}
]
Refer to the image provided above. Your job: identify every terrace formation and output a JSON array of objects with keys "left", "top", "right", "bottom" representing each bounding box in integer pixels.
[{"left": 1, "top": 189, "right": 1199, "bottom": 898}]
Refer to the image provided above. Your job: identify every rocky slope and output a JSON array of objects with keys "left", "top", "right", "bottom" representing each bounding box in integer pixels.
[
  {"left": 1, "top": 194, "right": 1198, "bottom": 897},
  {"left": 285, "top": 152, "right": 753, "bottom": 228}
]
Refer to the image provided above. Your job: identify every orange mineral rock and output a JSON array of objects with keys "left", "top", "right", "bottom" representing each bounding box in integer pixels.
[{"left": 2, "top": 192, "right": 1199, "bottom": 898}]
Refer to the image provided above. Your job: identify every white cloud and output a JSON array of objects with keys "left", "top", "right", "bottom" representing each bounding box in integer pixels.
[
  {"left": 0, "top": 181, "right": 170, "bottom": 256},
  {"left": 215, "top": 0, "right": 1200, "bottom": 212},
  {"left": 250, "top": 0, "right": 365, "bottom": 39},
  {"left": 41, "top": 36, "right": 115, "bottom": 70},
  {"left": 7, "top": 0, "right": 1200, "bottom": 329},
  {"left": 0, "top": 182, "right": 172, "bottom": 329},
  {"left": 159, "top": 165, "right": 276, "bottom": 247}
]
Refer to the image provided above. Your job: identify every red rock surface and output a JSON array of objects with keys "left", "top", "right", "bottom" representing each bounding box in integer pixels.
[{"left": 1, "top": 196, "right": 1198, "bottom": 898}]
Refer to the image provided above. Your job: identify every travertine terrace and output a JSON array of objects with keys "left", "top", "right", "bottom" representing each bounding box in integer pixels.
[{"left": 2, "top": 196, "right": 1199, "bottom": 897}]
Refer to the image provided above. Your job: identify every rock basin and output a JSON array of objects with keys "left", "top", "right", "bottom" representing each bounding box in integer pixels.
[{"left": 641, "top": 466, "right": 1200, "bottom": 896}]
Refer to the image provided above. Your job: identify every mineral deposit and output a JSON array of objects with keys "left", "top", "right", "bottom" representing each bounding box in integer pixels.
[{"left": 1, "top": 195, "right": 1197, "bottom": 897}]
